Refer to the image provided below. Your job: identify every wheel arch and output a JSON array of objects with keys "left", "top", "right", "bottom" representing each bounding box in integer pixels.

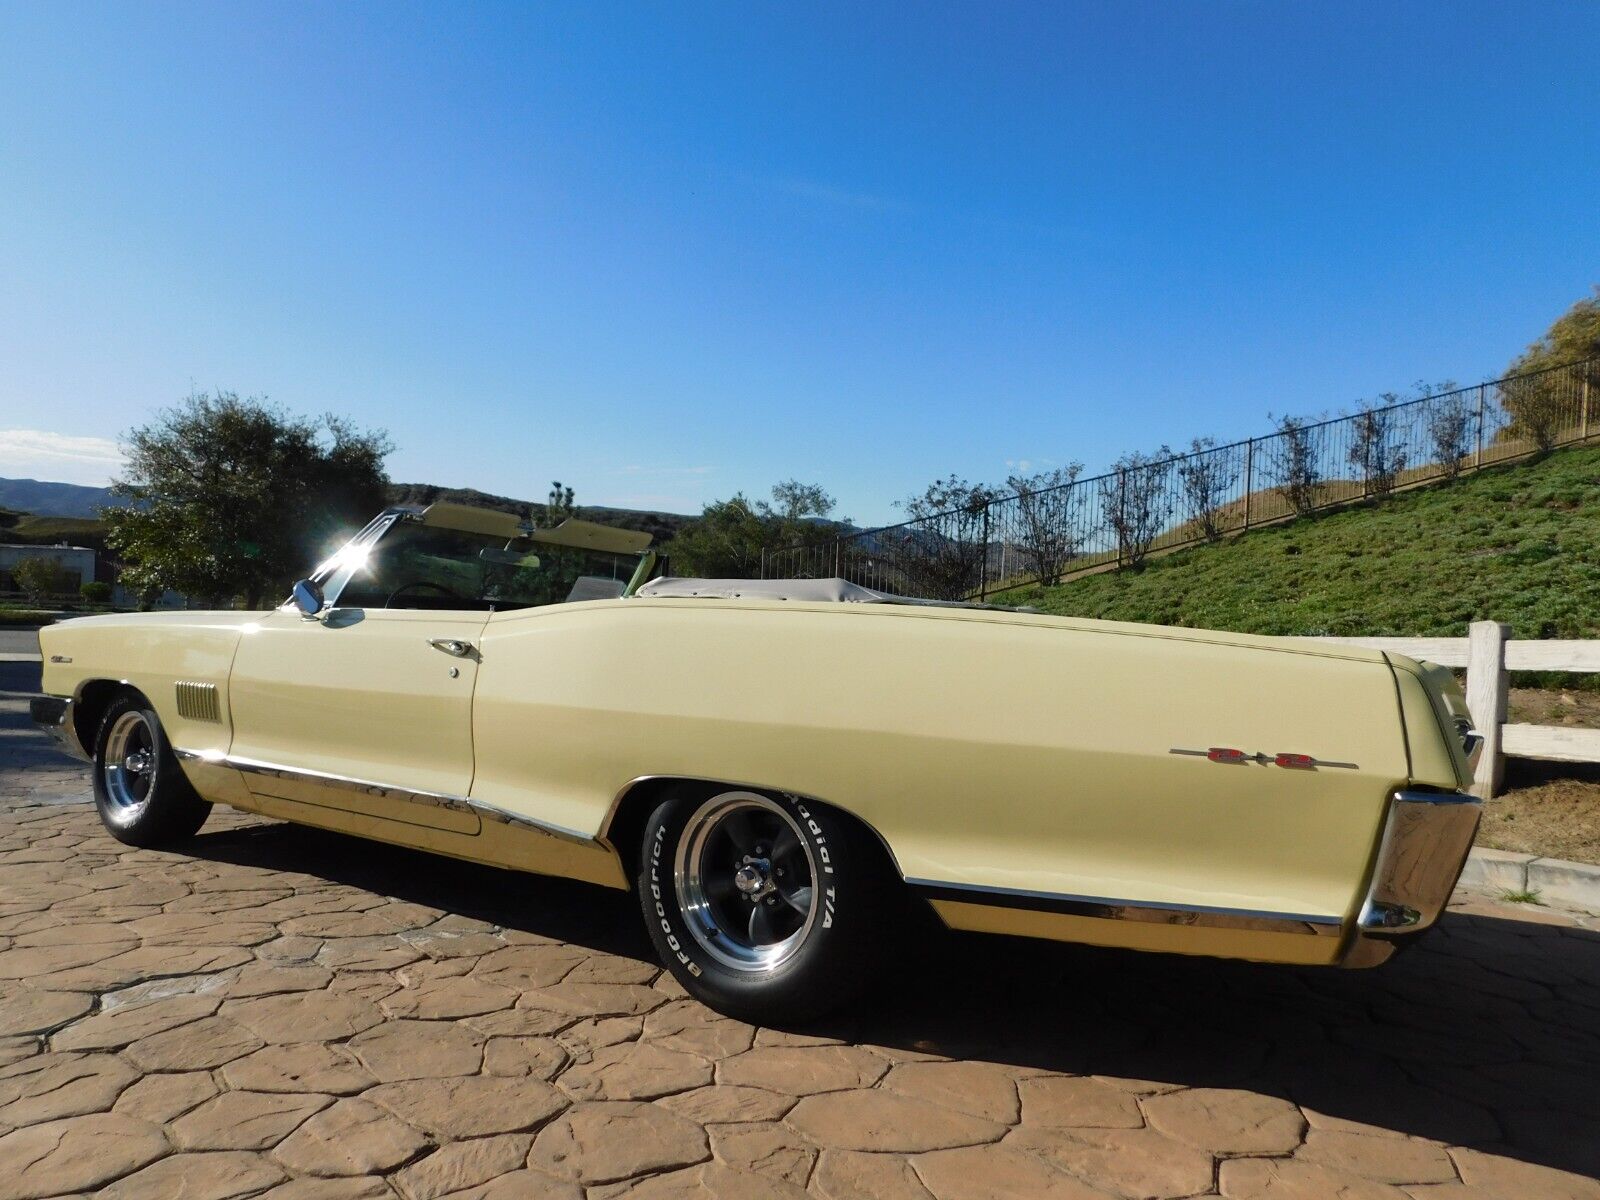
[
  {"left": 600, "top": 775, "right": 908, "bottom": 887},
  {"left": 71, "top": 679, "right": 151, "bottom": 755}
]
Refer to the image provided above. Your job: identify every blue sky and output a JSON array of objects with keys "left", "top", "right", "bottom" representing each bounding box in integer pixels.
[{"left": 1, "top": 2, "right": 1596, "bottom": 524}]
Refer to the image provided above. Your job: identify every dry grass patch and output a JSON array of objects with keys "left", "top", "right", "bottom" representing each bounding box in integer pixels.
[{"left": 1478, "top": 759, "right": 1600, "bottom": 865}]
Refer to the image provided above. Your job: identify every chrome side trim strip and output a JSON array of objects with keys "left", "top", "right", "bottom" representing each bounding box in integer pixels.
[
  {"left": 173, "top": 749, "right": 596, "bottom": 845},
  {"left": 908, "top": 877, "right": 1344, "bottom": 937}
]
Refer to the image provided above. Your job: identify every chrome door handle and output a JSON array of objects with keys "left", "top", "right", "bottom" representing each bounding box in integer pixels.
[{"left": 427, "top": 638, "right": 474, "bottom": 658}]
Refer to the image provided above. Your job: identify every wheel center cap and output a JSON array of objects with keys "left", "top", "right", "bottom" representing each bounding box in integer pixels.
[
  {"left": 733, "top": 861, "right": 768, "bottom": 896},
  {"left": 124, "top": 750, "right": 152, "bottom": 775}
]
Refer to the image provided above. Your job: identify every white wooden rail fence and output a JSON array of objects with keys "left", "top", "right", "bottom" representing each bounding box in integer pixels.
[{"left": 1307, "top": 621, "right": 1600, "bottom": 798}]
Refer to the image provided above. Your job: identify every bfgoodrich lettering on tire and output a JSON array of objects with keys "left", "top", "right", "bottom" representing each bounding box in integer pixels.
[{"left": 637, "top": 786, "right": 890, "bottom": 1023}]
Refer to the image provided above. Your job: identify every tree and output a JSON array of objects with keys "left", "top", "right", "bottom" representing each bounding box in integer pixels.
[
  {"left": 889, "top": 475, "right": 1000, "bottom": 600},
  {"left": 1005, "top": 465, "right": 1084, "bottom": 586},
  {"left": 667, "top": 494, "right": 770, "bottom": 577},
  {"left": 1421, "top": 381, "right": 1472, "bottom": 482},
  {"left": 669, "top": 481, "right": 840, "bottom": 578},
  {"left": 103, "top": 392, "right": 393, "bottom": 608},
  {"left": 1174, "top": 437, "right": 1237, "bottom": 543},
  {"left": 1268, "top": 414, "right": 1321, "bottom": 517},
  {"left": 1348, "top": 399, "right": 1408, "bottom": 499},
  {"left": 769, "top": 479, "right": 836, "bottom": 523},
  {"left": 1501, "top": 287, "right": 1600, "bottom": 450},
  {"left": 1097, "top": 452, "right": 1173, "bottom": 569},
  {"left": 13, "top": 556, "right": 69, "bottom": 603},
  {"left": 543, "top": 481, "right": 576, "bottom": 525}
]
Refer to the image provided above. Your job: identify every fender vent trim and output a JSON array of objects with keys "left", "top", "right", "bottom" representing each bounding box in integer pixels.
[{"left": 174, "top": 681, "right": 221, "bottom": 723}]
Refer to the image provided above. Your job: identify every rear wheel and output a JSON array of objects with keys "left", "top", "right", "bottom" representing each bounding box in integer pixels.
[
  {"left": 92, "top": 695, "right": 211, "bottom": 847},
  {"left": 637, "top": 787, "right": 890, "bottom": 1023}
]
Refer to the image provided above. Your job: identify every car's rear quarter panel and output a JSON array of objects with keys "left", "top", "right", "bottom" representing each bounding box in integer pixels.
[{"left": 473, "top": 600, "right": 1410, "bottom": 957}]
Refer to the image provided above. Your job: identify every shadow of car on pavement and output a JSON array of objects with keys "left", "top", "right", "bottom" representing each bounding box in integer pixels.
[{"left": 184, "top": 814, "right": 1600, "bottom": 1181}]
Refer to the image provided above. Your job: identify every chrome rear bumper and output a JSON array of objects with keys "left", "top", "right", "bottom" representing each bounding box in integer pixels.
[
  {"left": 1342, "top": 788, "right": 1481, "bottom": 967},
  {"left": 30, "top": 695, "right": 89, "bottom": 762}
]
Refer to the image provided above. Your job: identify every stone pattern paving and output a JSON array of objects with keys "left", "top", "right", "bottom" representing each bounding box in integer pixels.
[{"left": 1, "top": 673, "right": 1599, "bottom": 1197}]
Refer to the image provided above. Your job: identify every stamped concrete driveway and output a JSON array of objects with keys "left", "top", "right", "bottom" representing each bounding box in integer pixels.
[{"left": 1, "top": 662, "right": 1598, "bottom": 1199}]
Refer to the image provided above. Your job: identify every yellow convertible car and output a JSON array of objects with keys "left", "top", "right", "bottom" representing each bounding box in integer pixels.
[{"left": 34, "top": 501, "right": 1483, "bottom": 1020}]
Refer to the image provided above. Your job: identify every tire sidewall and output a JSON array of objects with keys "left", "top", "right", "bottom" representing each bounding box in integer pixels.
[
  {"left": 90, "top": 693, "right": 208, "bottom": 845},
  {"left": 640, "top": 788, "right": 873, "bottom": 1022},
  {"left": 92, "top": 697, "right": 163, "bottom": 832}
]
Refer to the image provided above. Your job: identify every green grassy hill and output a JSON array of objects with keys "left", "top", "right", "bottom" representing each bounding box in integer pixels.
[
  {"left": 1010, "top": 442, "right": 1600, "bottom": 640},
  {"left": 0, "top": 509, "right": 107, "bottom": 549}
]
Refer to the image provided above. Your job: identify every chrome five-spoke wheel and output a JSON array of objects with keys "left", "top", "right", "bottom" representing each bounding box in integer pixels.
[
  {"left": 91, "top": 694, "right": 211, "bottom": 848},
  {"left": 674, "top": 792, "right": 819, "bottom": 973},
  {"left": 101, "top": 709, "right": 157, "bottom": 823}
]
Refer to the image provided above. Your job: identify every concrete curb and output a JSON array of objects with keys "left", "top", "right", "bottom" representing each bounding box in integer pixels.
[{"left": 1461, "top": 847, "right": 1600, "bottom": 915}]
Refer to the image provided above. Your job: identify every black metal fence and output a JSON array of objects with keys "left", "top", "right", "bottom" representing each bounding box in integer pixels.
[{"left": 761, "top": 358, "right": 1598, "bottom": 600}]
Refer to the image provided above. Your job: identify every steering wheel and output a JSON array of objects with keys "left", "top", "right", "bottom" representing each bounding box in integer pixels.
[{"left": 385, "top": 580, "right": 467, "bottom": 609}]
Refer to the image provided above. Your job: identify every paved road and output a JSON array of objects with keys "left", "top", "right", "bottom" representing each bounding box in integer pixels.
[
  {"left": 0, "top": 629, "right": 41, "bottom": 659},
  {"left": 0, "top": 661, "right": 1597, "bottom": 1198}
]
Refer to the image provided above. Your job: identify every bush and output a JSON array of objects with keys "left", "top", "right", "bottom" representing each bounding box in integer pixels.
[
  {"left": 12, "top": 557, "right": 72, "bottom": 603},
  {"left": 1348, "top": 401, "right": 1408, "bottom": 499},
  {"left": 80, "top": 581, "right": 113, "bottom": 606},
  {"left": 1268, "top": 414, "right": 1321, "bottom": 517},
  {"left": 0, "top": 610, "right": 55, "bottom": 626}
]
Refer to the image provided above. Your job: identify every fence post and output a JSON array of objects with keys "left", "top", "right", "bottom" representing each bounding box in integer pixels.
[
  {"left": 759, "top": 548, "right": 766, "bottom": 580},
  {"left": 1474, "top": 385, "right": 1486, "bottom": 469},
  {"left": 833, "top": 539, "right": 841, "bottom": 580},
  {"left": 979, "top": 505, "right": 991, "bottom": 600},
  {"left": 1242, "top": 439, "right": 1254, "bottom": 529},
  {"left": 1582, "top": 374, "right": 1591, "bottom": 442},
  {"left": 1465, "top": 620, "right": 1509, "bottom": 799},
  {"left": 1115, "top": 469, "right": 1127, "bottom": 566}
]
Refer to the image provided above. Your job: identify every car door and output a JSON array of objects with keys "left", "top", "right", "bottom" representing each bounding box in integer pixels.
[{"left": 226, "top": 517, "right": 491, "bottom": 834}]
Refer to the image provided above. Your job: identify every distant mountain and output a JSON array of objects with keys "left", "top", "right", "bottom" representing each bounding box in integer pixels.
[
  {"left": 0, "top": 478, "right": 117, "bottom": 518},
  {"left": 0, "top": 475, "right": 702, "bottom": 546}
]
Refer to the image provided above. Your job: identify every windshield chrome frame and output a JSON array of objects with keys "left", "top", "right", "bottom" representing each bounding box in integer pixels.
[{"left": 296, "top": 509, "right": 405, "bottom": 612}]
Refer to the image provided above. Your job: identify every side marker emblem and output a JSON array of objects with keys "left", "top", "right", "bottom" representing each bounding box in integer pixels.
[{"left": 1169, "top": 747, "right": 1359, "bottom": 770}]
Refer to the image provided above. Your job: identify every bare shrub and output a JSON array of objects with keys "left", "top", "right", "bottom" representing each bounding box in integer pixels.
[
  {"left": 1268, "top": 414, "right": 1321, "bottom": 516},
  {"left": 1175, "top": 437, "right": 1237, "bottom": 542},
  {"left": 1098, "top": 452, "right": 1173, "bottom": 569},
  {"left": 1349, "top": 399, "right": 1408, "bottom": 499},
  {"left": 1005, "top": 464, "right": 1085, "bottom": 585},
  {"left": 1423, "top": 384, "right": 1472, "bottom": 481}
]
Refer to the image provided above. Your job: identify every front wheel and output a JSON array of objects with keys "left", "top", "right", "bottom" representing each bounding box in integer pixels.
[
  {"left": 637, "top": 788, "right": 890, "bottom": 1024},
  {"left": 92, "top": 695, "right": 212, "bottom": 848}
]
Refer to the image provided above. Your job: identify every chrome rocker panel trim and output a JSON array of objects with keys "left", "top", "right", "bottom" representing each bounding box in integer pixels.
[
  {"left": 908, "top": 877, "right": 1345, "bottom": 938},
  {"left": 1342, "top": 788, "right": 1482, "bottom": 967},
  {"left": 172, "top": 749, "right": 595, "bottom": 845}
]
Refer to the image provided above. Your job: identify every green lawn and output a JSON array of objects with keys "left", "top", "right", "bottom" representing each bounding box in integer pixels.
[
  {"left": 9, "top": 515, "right": 105, "bottom": 544},
  {"left": 1010, "top": 442, "right": 1600, "bottom": 641}
]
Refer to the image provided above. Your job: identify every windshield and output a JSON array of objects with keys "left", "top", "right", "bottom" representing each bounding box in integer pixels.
[{"left": 314, "top": 515, "right": 652, "bottom": 611}]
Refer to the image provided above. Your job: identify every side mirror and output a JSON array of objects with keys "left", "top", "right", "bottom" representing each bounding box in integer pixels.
[{"left": 290, "top": 578, "right": 325, "bottom": 618}]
